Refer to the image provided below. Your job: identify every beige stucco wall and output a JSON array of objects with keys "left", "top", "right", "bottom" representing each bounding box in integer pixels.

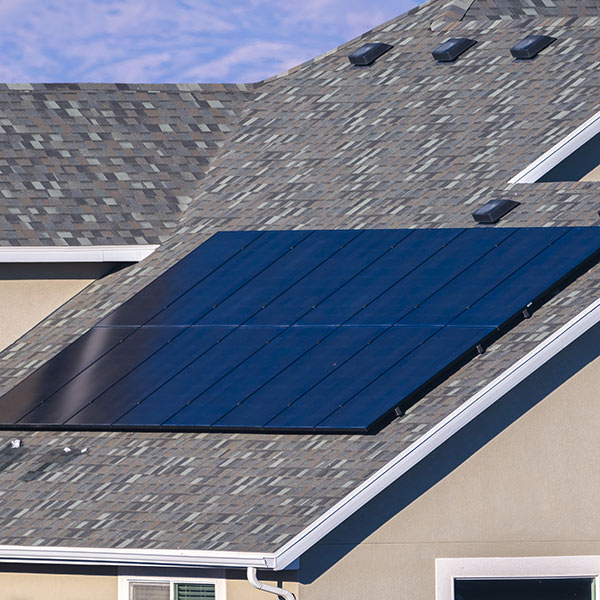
[
  {"left": 0, "top": 572, "right": 117, "bottom": 600},
  {"left": 0, "top": 263, "right": 114, "bottom": 352},
  {"left": 580, "top": 164, "right": 600, "bottom": 181},
  {"left": 298, "top": 324, "right": 600, "bottom": 599}
]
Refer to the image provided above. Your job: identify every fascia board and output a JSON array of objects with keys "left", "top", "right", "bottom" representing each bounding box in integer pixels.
[
  {"left": 509, "top": 107, "right": 600, "bottom": 184},
  {"left": 272, "top": 295, "right": 600, "bottom": 569},
  {"left": 0, "top": 245, "right": 158, "bottom": 263},
  {"left": 0, "top": 545, "right": 276, "bottom": 569}
]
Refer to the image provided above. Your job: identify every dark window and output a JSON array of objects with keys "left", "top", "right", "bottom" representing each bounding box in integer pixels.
[{"left": 455, "top": 578, "right": 594, "bottom": 600}]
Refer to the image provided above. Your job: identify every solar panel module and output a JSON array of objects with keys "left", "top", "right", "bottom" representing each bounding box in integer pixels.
[{"left": 2, "top": 227, "right": 600, "bottom": 433}]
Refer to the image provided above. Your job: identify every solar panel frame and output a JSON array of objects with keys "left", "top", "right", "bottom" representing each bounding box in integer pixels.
[
  {"left": 1, "top": 226, "right": 599, "bottom": 434},
  {"left": 263, "top": 325, "right": 438, "bottom": 430},
  {"left": 452, "top": 227, "right": 600, "bottom": 328},
  {"left": 212, "top": 325, "right": 385, "bottom": 428},
  {"left": 146, "top": 230, "right": 312, "bottom": 327},
  {"left": 400, "top": 227, "right": 568, "bottom": 327},
  {"left": 65, "top": 325, "right": 232, "bottom": 425},
  {"left": 17, "top": 326, "right": 180, "bottom": 426},
  {"left": 0, "top": 326, "right": 135, "bottom": 423},
  {"left": 199, "top": 230, "right": 362, "bottom": 326},
  {"left": 299, "top": 228, "right": 464, "bottom": 326},
  {"left": 316, "top": 326, "right": 494, "bottom": 431},
  {"left": 164, "top": 325, "right": 335, "bottom": 427},
  {"left": 348, "top": 228, "right": 514, "bottom": 326},
  {"left": 114, "top": 325, "right": 282, "bottom": 426},
  {"left": 98, "top": 230, "right": 263, "bottom": 327}
]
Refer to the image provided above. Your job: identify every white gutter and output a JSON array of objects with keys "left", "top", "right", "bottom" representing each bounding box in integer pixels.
[
  {"left": 0, "top": 545, "right": 275, "bottom": 569},
  {"left": 271, "top": 295, "right": 600, "bottom": 569},
  {"left": 0, "top": 245, "right": 158, "bottom": 263},
  {"left": 247, "top": 567, "right": 296, "bottom": 600},
  {"left": 2, "top": 297, "right": 600, "bottom": 572},
  {"left": 509, "top": 107, "right": 600, "bottom": 184}
]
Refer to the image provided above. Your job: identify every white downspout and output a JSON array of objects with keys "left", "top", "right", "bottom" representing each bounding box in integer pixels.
[{"left": 247, "top": 566, "right": 296, "bottom": 600}]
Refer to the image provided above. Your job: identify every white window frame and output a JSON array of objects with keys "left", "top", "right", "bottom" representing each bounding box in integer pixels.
[
  {"left": 509, "top": 108, "right": 600, "bottom": 184},
  {"left": 436, "top": 556, "right": 600, "bottom": 600},
  {"left": 118, "top": 575, "right": 226, "bottom": 600}
]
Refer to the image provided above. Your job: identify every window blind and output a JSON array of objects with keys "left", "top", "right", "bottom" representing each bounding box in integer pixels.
[
  {"left": 129, "top": 582, "right": 170, "bottom": 600},
  {"left": 175, "top": 583, "right": 216, "bottom": 600}
]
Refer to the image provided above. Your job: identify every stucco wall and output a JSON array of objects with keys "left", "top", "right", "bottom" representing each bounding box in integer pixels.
[
  {"left": 0, "top": 263, "right": 114, "bottom": 351},
  {"left": 298, "top": 322, "right": 600, "bottom": 599},
  {"left": 0, "top": 571, "right": 117, "bottom": 600}
]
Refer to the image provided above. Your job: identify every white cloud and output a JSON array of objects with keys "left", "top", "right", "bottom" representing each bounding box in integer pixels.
[{"left": 0, "top": 0, "right": 422, "bottom": 83}]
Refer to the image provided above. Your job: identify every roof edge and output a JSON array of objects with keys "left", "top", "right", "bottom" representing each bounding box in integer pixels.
[
  {"left": 0, "top": 244, "right": 158, "bottom": 263},
  {"left": 4, "top": 295, "right": 600, "bottom": 572},
  {"left": 509, "top": 106, "right": 600, "bottom": 184},
  {"left": 272, "top": 294, "right": 600, "bottom": 570},
  {"left": 0, "top": 545, "right": 275, "bottom": 569}
]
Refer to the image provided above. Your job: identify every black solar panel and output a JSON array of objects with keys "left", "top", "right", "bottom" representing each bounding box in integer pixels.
[{"left": 1, "top": 227, "right": 599, "bottom": 433}]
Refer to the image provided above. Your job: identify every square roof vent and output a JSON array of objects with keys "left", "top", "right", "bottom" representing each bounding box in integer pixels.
[
  {"left": 348, "top": 43, "right": 393, "bottom": 66},
  {"left": 510, "top": 34, "right": 556, "bottom": 59},
  {"left": 432, "top": 38, "right": 477, "bottom": 62},
  {"left": 472, "top": 199, "right": 520, "bottom": 224}
]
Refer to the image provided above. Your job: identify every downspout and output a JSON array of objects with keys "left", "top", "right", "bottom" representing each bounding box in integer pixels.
[{"left": 247, "top": 566, "right": 296, "bottom": 600}]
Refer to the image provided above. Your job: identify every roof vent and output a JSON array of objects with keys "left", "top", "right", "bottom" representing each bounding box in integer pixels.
[
  {"left": 472, "top": 199, "right": 520, "bottom": 224},
  {"left": 432, "top": 38, "right": 477, "bottom": 62},
  {"left": 348, "top": 43, "right": 393, "bottom": 66},
  {"left": 510, "top": 35, "right": 556, "bottom": 59}
]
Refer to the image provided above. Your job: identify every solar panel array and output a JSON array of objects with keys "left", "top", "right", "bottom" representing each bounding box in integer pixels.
[{"left": 2, "top": 227, "right": 599, "bottom": 433}]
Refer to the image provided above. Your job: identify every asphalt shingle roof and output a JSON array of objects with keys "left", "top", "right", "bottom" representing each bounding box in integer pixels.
[
  {"left": 464, "top": 0, "right": 600, "bottom": 19},
  {"left": 0, "top": 83, "right": 253, "bottom": 246},
  {"left": 1, "top": 0, "right": 600, "bottom": 553}
]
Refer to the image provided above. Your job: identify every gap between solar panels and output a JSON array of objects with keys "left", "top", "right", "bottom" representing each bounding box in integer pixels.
[{"left": 1, "top": 227, "right": 600, "bottom": 434}]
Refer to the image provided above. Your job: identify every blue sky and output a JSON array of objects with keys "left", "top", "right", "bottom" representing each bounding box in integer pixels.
[{"left": 0, "top": 0, "right": 422, "bottom": 84}]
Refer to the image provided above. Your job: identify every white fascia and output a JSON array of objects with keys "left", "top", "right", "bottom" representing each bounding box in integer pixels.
[
  {"left": 0, "top": 245, "right": 158, "bottom": 263},
  {"left": 509, "top": 107, "right": 600, "bottom": 184},
  {"left": 0, "top": 545, "right": 276, "bottom": 569},
  {"left": 3, "top": 296, "right": 600, "bottom": 573}
]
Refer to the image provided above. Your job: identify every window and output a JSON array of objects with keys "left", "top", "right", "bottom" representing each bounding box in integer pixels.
[
  {"left": 120, "top": 577, "right": 223, "bottom": 600},
  {"left": 455, "top": 578, "right": 594, "bottom": 600},
  {"left": 437, "top": 556, "right": 600, "bottom": 600}
]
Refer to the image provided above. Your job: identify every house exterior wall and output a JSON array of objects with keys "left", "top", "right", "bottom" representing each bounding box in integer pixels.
[
  {"left": 0, "top": 567, "right": 297, "bottom": 600},
  {"left": 0, "top": 571, "right": 117, "bottom": 600},
  {"left": 297, "top": 323, "right": 600, "bottom": 599},
  {"left": 0, "top": 263, "right": 114, "bottom": 351},
  {"left": 226, "top": 575, "right": 299, "bottom": 599}
]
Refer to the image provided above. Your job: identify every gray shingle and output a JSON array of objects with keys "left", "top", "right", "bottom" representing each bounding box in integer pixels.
[{"left": 0, "top": 83, "right": 253, "bottom": 246}]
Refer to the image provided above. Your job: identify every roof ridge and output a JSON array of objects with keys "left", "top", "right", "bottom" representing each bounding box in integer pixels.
[{"left": 430, "top": 0, "right": 476, "bottom": 30}]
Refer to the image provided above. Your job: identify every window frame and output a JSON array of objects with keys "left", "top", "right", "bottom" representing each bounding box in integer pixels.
[
  {"left": 436, "top": 556, "right": 600, "bottom": 600},
  {"left": 118, "top": 575, "right": 226, "bottom": 600}
]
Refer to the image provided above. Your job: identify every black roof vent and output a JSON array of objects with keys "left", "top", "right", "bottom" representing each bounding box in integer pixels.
[
  {"left": 472, "top": 199, "right": 520, "bottom": 224},
  {"left": 432, "top": 38, "right": 477, "bottom": 62},
  {"left": 510, "top": 35, "right": 556, "bottom": 59},
  {"left": 348, "top": 43, "right": 393, "bottom": 66}
]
